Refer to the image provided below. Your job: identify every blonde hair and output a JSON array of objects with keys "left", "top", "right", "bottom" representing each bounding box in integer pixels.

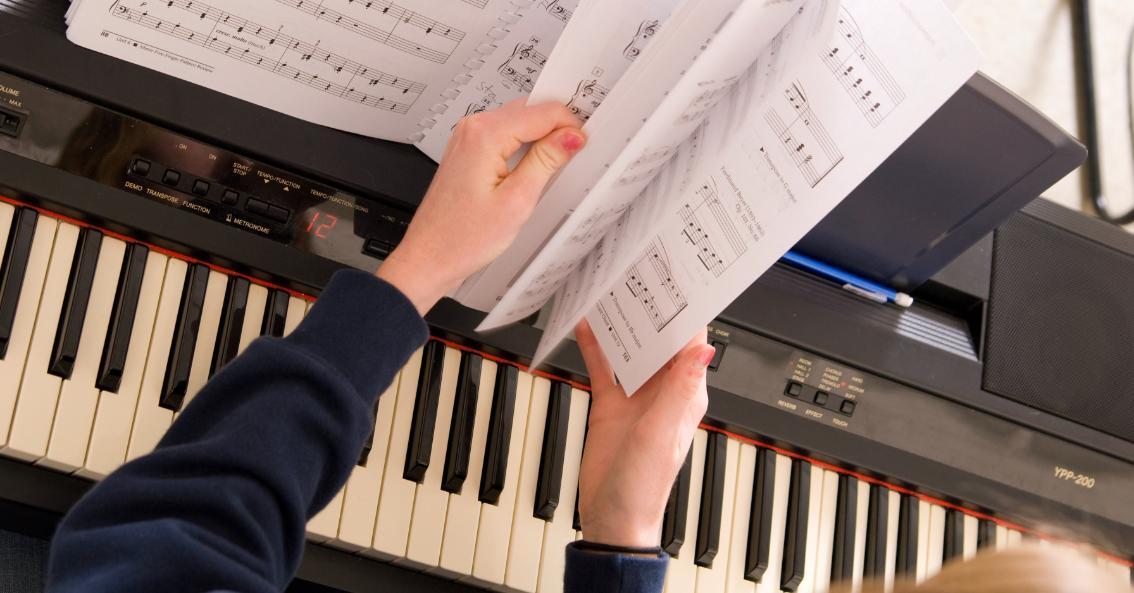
[{"left": 831, "top": 545, "right": 1131, "bottom": 593}]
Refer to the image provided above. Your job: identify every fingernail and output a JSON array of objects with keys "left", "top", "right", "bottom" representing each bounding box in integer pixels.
[
  {"left": 561, "top": 130, "right": 585, "bottom": 153},
  {"left": 697, "top": 346, "right": 716, "bottom": 368}
]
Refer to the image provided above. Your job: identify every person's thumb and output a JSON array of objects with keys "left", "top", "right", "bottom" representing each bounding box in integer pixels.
[{"left": 500, "top": 127, "right": 586, "bottom": 203}]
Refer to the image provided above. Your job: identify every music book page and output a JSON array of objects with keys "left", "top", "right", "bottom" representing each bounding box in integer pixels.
[
  {"left": 580, "top": 0, "right": 981, "bottom": 391},
  {"left": 66, "top": 0, "right": 515, "bottom": 141}
]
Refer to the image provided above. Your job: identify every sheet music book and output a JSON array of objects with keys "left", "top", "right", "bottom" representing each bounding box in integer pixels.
[{"left": 66, "top": 0, "right": 982, "bottom": 392}]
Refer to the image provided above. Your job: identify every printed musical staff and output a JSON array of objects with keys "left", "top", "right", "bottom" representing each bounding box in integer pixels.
[
  {"left": 271, "top": 0, "right": 466, "bottom": 64},
  {"left": 821, "top": 7, "right": 906, "bottom": 127},
  {"left": 616, "top": 145, "right": 674, "bottom": 187},
  {"left": 678, "top": 77, "right": 736, "bottom": 123},
  {"left": 566, "top": 79, "right": 609, "bottom": 121},
  {"left": 460, "top": 0, "right": 489, "bottom": 8},
  {"left": 542, "top": 0, "right": 573, "bottom": 23},
  {"left": 595, "top": 302, "right": 631, "bottom": 363},
  {"left": 625, "top": 240, "right": 687, "bottom": 332},
  {"left": 764, "top": 82, "right": 844, "bottom": 188},
  {"left": 109, "top": 0, "right": 426, "bottom": 114},
  {"left": 497, "top": 38, "right": 547, "bottom": 93},
  {"left": 623, "top": 18, "right": 659, "bottom": 60},
  {"left": 679, "top": 178, "right": 748, "bottom": 278}
]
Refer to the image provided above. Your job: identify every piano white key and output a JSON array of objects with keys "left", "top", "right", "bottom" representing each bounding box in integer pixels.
[
  {"left": 504, "top": 376, "right": 553, "bottom": 592},
  {"left": 176, "top": 269, "right": 227, "bottom": 414},
  {"left": 724, "top": 443, "right": 757, "bottom": 593},
  {"left": 535, "top": 387, "right": 588, "bottom": 593},
  {"left": 754, "top": 452, "right": 790, "bottom": 593},
  {"left": 925, "top": 505, "right": 945, "bottom": 578},
  {"left": 695, "top": 437, "right": 740, "bottom": 593},
  {"left": 663, "top": 429, "right": 707, "bottom": 593},
  {"left": 913, "top": 500, "right": 931, "bottom": 583},
  {"left": 331, "top": 374, "right": 401, "bottom": 551},
  {"left": 41, "top": 236, "right": 126, "bottom": 472},
  {"left": 124, "top": 258, "right": 188, "bottom": 462},
  {"left": 404, "top": 347, "right": 462, "bottom": 567},
  {"left": 850, "top": 479, "right": 869, "bottom": 592},
  {"left": 469, "top": 371, "right": 535, "bottom": 586},
  {"left": 237, "top": 283, "right": 268, "bottom": 354},
  {"left": 961, "top": 514, "right": 978, "bottom": 561},
  {"left": 437, "top": 359, "right": 498, "bottom": 576},
  {"left": 78, "top": 250, "right": 167, "bottom": 479},
  {"left": 811, "top": 470, "right": 840, "bottom": 593},
  {"left": 282, "top": 295, "right": 306, "bottom": 335},
  {"left": 3, "top": 222, "right": 80, "bottom": 461},
  {"left": 883, "top": 490, "right": 900, "bottom": 593},
  {"left": 796, "top": 463, "right": 825, "bottom": 593},
  {"left": 1006, "top": 529, "right": 1023, "bottom": 547},
  {"left": 306, "top": 487, "right": 346, "bottom": 544},
  {"left": 994, "top": 524, "right": 1009, "bottom": 551},
  {"left": 369, "top": 348, "right": 425, "bottom": 560}
]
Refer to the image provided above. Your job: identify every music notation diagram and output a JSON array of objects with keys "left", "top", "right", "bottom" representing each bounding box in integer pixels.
[
  {"left": 678, "top": 77, "right": 736, "bottom": 123},
  {"left": 764, "top": 82, "right": 844, "bottom": 188},
  {"left": 679, "top": 178, "right": 748, "bottom": 278},
  {"left": 110, "top": 0, "right": 426, "bottom": 114},
  {"left": 461, "top": 0, "right": 489, "bottom": 9},
  {"left": 821, "top": 7, "right": 906, "bottom": 128},
  {"left": 566, "top": 79, "right": 609, "bottom": 121},
  {"left": 542, "top": 0, "right": 573, "bottom": 23},
  {"left": 271, "top": 0, "right": 466, "bottom": 65},
  {"left": 623, "top": 19, "right": 659, "bottom": 60},
  {"left": 497, "top": 38, "right": 547, "bottom": 93},
  {"left": 595, "top": 301, "right": 631, "bottom": 362},
  {"left": 457, "top": 86, "right": 501, "bottom": 122},
  {"left": 616, "top": 145, "right": 674, "bottom": 187},
  {"left": 625, "top": 239, "right": 687, "bottom": 332}
]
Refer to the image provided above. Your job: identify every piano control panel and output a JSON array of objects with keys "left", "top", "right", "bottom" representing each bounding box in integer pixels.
[{"left": 0, "top": 71, "right": 415, "bottom": 275}]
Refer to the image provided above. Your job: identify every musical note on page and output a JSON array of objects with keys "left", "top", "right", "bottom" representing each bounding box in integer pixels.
[
  {"left": 763, "top": 81, "right": 843, "bottom": 187},
  {"left": 498, "top": 38, "right": 547, "bottom": 93},
  {"left": 565, "top": 78, "right": 609, "bottom": 121},
  {"left": 623, "top": 19, "right": 660, "bottom": 60},
  {"left": 624, "top": 239, "right": 687, "bottom": 332},
  {"left": 821, "top": 6, "right": 906, "bottom": 127},
  {"left": 109, "top": 0, "right": 426, "bottom": 114}
]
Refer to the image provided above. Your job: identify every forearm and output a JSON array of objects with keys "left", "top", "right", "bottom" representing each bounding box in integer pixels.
[{"left": 47, "top": 270, "right": 427, "bottom": 593}]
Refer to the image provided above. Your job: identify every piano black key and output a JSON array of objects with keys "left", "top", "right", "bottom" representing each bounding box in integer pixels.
[
  {"left": 49, "top": 228, "right": 103, "bottom": 379},
  {"left": 403, "top": 341, "right": 446, "bottom": 483},
  {"left": 977, "top": 518, "right": 996, "bottom": 550},
  {"left": 479, "top": 363, "right": 518, "bottom": 505},
  {"left": 694, "top": 431, "right": 728, "bottom": 568},
  {"left": 357, "top": 398, "right": 381, "bottom": 467},
  {"left": 442, "top": 351, "right": 482, "bottom": 494},
  {"left": 0, "top": 208, "right": 38, "bottom": 358},
  {"left": 863, "top": 484, "right": 889, "bottom": 578},
  {"left": 158, "top": 263, "right": 210, "bottom": 411},
  {"left": 534, "top": 381, "right": 572, "bottom": 520},
  {"left": 662, "top": 447, "right": 693, "bottom": 557},
  {"left": 831, "top": 474, "right": 858, "bottom": 582},
  {"left": 744, "top": 447, "right": 776, "bottom": 582},
  {"left": 943, "top": 508, "right": 964, "bottom": 562},
  {"left": 573, "top": 400, "right": 591, "bottom": 532},
  {"left": 96, "top": 243, "right": 148, "bottom": 392},
  {"left": 261, "top": 288, "right": 289, "bottom": 337},
  {"left": 210, "top": 276, "right": 249, "bottom": 376},
  {"left": 781, "top": 459, "right": 811, "bottom": 592},
  {"left": 896, "top": 494, "right": 920, "bottom": 577}
]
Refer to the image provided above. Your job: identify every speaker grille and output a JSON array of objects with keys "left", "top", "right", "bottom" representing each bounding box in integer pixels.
[{"left": 984, "top": 214, "right": 1134, "bottom": 443}]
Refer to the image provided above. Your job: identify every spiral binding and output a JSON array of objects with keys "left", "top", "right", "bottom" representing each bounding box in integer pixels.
[{"left": 410, "top": 0, "right": 536, "bottom": 142}]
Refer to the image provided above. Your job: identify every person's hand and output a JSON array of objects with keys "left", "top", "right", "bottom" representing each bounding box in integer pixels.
[
  {"left": 378, "top": 100, "right": 585, "bottom": 314},
  {"left": 575, "top": 321, "right": 715, "bottom": 548}
]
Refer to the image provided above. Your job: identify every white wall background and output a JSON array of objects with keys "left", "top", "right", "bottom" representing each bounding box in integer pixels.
[{"left": 950, "top": 0, "right": 1134, "bottom": 222}]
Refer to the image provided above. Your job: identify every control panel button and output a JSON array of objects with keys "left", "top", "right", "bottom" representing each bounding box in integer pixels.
[
  {"left": 130, "top": 159, "right": 151, "bottom": 176},
  {"left": 245, "top": 198, "right": 270, "bottom": 216},
  {"left": 363, "top": 239, "right": 394, "bottom": 259},
  {"left": 814, "top": 391, "right": 829, "bottom": 406},
  {"left": 707, "top": 339, "right": 727, "bottom": 371},
  {"left": 266, "top": 205, "right": 290, "bottom": 223},
  {"left": 162, "top": 169, "right": 181, "bottom": 186},
  {"left": 839, "top": 400, "right": 856, "bottom": 416},
  {"left": 785, "top": 381, "right": 803, "bottom": 397},
  {"left": 221, "top": 189, "right": 239, "bottom": 205},
  {"left": 192, "top": 180, "right": 210, "bottom": 196}
]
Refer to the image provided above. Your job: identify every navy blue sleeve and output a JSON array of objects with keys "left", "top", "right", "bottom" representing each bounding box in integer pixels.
[{"left": 46, "top": 268, "right": 666, "bottom": 593}]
